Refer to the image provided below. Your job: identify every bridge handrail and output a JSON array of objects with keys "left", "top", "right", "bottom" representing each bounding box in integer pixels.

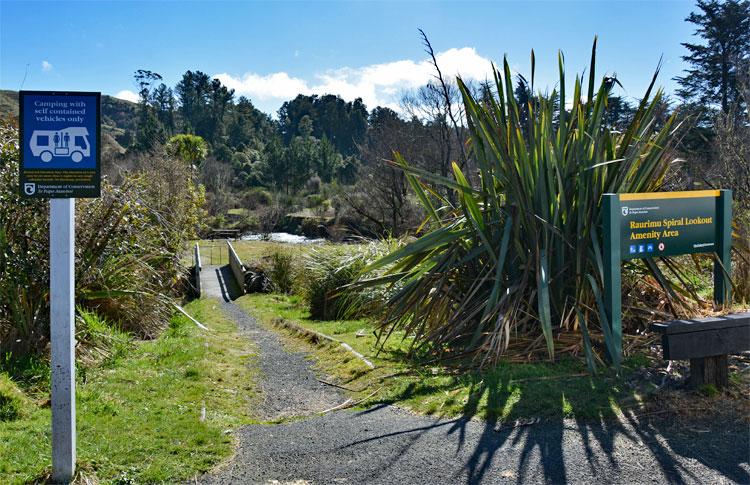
[
  {"left": 193, "top": 242, "right": 202, "bottom": 298},
  {"left": 226, "top": 239, "right": 246, "bottom": 295}
]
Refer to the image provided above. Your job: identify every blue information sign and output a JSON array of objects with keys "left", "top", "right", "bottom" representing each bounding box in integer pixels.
[{"left": 19, "top": 91, "right": 101, "bottom": 198}]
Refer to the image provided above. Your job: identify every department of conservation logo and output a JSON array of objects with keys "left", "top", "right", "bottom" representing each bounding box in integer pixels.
[
  {"left": 23, "top": 183, "right": 36, "bottom": 195},
  {"left": 621, "top": 206, "right": 629, "bottom": 216}
]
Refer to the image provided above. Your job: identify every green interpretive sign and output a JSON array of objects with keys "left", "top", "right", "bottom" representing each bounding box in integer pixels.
[{"left": 601, "top": 190, "right": 732, "bottom": 367}]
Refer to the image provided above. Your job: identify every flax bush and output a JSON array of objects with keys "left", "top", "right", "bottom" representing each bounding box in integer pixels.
[{"left": 363, "top": 40, "right": 690, "bottom": 368}]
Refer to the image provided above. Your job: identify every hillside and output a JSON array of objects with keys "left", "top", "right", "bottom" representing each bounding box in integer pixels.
[{"left": 0, "top": 89, "right": 136, "bottom": 156}]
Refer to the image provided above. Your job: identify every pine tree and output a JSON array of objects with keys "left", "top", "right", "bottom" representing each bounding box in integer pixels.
[{"left": 675, "top": 0, "right": 750, "bottom": 115}]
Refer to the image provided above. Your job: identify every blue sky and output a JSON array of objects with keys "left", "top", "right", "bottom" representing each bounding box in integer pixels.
[{"left": 1, "top": 1, "right": 697, "bottom": 115}]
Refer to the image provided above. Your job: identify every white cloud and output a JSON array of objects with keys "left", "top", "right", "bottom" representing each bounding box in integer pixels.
[
  {"left": 41, "top": 60, "right": 53, "bottom": 72},
  {"left": 214, "top": 71, "right": 309, "bottom": 102},
  {"left": 214, "top": 47, "right": 494, "bottom": 115},
  {"left": 114, "top": 90, "right": 139, "bottom": 103}
]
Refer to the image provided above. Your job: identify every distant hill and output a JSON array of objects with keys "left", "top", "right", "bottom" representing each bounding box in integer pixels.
[{"left": 0, "top": 89, "right": 137, "bottom": 157}]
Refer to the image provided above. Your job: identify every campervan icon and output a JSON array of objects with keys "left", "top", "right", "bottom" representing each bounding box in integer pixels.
[{"left": 29, "top": 127, "right": 90, "bottom": 163}]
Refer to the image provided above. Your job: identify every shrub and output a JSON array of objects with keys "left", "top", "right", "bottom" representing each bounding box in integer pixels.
[
  {"left": 305, "top": 194, "right": 325, "bottom": 209},
  {"left": 303, "top": 246, "right": 366, "bottom": 320},
  {"left": 166, "top": 133, "right": 208, "bottom": 166},
  {"left": 0, "top": 373, "right": 30, "bottom": 421},
  {"left": 302, "top": 241, "right": 400, "bottom": 320},
  {"left": 0, "top": 123, "right": 205, "bottom": 357},
  {"left": 268, "top": 250, "right": 296, "bottom": 294},
  {"left": 75, "top": 307, "right": 132, "bottom": 367},
  {"left": 243, "top": 187, "right": 272, "bottom": 209},
  {"left": 0, "top": 124, "right": 51, "bottom": 355}
]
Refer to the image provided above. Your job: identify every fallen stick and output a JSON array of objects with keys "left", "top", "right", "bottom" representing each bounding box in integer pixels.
[
  {"left": 319, "top": 388, "right": 381, "bottom": 415},
  {"left": 320, "top": 398, "right": 353, "bottom": 414},
  {"left": 509, "top": 372, "right": 588, "bottom": 384},
  {"left": 173, "top": 303, "right": 209, "bottom": 330},
  {"left": 316, "top": 378, "right": 367, "bottom": 393}
]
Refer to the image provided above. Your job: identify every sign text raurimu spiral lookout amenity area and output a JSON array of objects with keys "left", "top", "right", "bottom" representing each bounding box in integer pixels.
[
  {"left": 618, "top": 191, "right": 720, "bottom": 259},
  {"left": 602, "top": 190, "right": 732, "bottom": 366}
]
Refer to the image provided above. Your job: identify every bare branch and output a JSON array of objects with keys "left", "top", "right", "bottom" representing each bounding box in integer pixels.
[{"left": 419, "top": 29, "right": 468, "bottom": 169}]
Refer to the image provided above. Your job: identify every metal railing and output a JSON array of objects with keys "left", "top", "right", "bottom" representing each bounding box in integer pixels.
[
  {"left": 226, "top": 239, "right": 246, "bottom": 295},
  {"left": 201, "top": 242, "right": 227, "bottom": 266},
  {"left": 193, "top": 242, "right": 202, "bottom": 298}
]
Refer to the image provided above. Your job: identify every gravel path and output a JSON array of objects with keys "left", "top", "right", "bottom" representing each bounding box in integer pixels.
[
  {"left": 208, "top": 405, "right": 749, "bottom": 484},
  {"left": 199, "top": 265, "right": 750, "bottom": 484},
  {"left": 220, "top": 301, "right": 342, "bottom": 421},
  {"left": 201, "top": 265, "right": 342, "bottom": 421}
]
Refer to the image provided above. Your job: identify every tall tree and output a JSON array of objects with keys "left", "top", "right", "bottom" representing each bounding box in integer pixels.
[
  {"left": 278, "top": 94, "right": 367, "bottom": 155},
  {"left": 175, "top": 70, "right": 212, "bottom": 135},
  {"left": 675, "top": 0, "right": 750, "bottom": 115},
  {"left": 133, "top": 70, "right": 165, "bottom": 151},
  {"left": 152, "top": 83, "right": 176, "bottom": 135},
  {"left": 315, "top": 135, "right": 342, "bottom": 183},
  {"left": 603, "top": 96, "right": 636, "bottom": 130}
]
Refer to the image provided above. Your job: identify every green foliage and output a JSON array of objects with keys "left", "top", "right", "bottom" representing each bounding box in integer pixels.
[
  {"left": 302, "top": 242, "right": 399, "bottom": 320},
  {"left": 167, "top": 133, "right": 208, "bottom": 166},
  {"left": 133, "top": 70, "right": 167, "bottom": 151},
  {"left": 75, "top": 307, "right": 132, "bottom": 367},
  {"left": 0, "top": 124, "right": 54, "bottom": 355},
  {"left": 175, "top": 70, "right": 235, "bottom": 145},
  {"left": 305, "top": 194, "right": 325, "bottom": 209},
  {"left": 268, "top": 250, "right": 296, "bottom": 294},
  {"left": 0, "top": 373, "right": 29, "bottom": 422},
  {"left": 278, "top": 94, "right": 368, "bottom": 156},
  {"left": 240, "top": 187, "right": 272, "bottom": 210},
  {"left": 364, "top": 39, "right": 685, "bottom": 367},
  {"left": 675, "top": 0, "right": 750, "bottom": 114},
  {"left": 302, "top": 246, "right": 363, "bottom": 320},
  {"left": 698, "top": 383, "right": 720, "bottom": 397},
  {"left": 0, "top": 124, "right": 206, "bottom": 357}
]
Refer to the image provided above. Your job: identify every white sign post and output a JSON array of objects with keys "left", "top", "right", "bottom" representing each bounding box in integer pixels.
[
  {"left": 20, "top": 91, "right": 100, "bottom": 482},
  {"left": 50, "top": 197, "right": 76, "bottom": 482}
]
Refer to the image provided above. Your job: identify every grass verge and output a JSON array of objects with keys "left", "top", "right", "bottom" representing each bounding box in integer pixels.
[
  {"left": 0, "top": 298, "right": 256, "bottom": 484},
  {"left": 235, "top": 293, "right": 652, "bottom": 423},
  {"left": 192, "top": 239, "right": 319, "bottom": 267}
]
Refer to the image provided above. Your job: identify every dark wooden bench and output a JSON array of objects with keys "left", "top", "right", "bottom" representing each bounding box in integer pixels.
[
  {"left": 651, "top": 312, "right": 750, "bottom": 388},
  {"left": 209, "top": 228, "right": 240, "bottom": 240}
]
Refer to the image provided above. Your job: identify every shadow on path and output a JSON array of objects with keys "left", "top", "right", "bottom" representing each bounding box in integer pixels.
[{"left": 196, "top": 272, "right": 750, "bottom": 483}]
